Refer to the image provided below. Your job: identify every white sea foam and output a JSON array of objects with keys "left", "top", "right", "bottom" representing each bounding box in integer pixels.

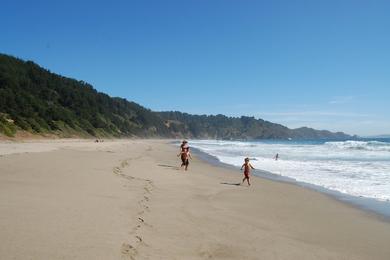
[{"left": 190, "top": 139, "right": 390, "bottom": 201}]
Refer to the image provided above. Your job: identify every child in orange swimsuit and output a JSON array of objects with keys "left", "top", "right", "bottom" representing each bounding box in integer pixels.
[{"left": 241, "top": 157, "right": 255, "bottom": 186}]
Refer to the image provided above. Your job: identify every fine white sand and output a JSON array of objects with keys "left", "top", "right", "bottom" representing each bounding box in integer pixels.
[{"left": 1, "top": 139, "right": 390, "bottom": 259}]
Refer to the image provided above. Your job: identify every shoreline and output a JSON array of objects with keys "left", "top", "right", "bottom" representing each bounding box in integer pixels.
[
  {"left": 2, "top": 137, "right": 390, "bottom": 219},
  {"left": 1, "top": 139, "right": 390, "bottom": 259},
  {"left": 191, "top": 145, "right": 390, "bottom": 221}
]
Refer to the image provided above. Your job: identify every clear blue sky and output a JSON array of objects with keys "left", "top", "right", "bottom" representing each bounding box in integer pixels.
[{"left": 1, "top": 0, "right": 389, "bottom": 136}]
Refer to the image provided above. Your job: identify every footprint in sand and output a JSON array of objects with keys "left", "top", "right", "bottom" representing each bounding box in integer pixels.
[
  {"left": 121, "top": 243, "right": 137, "bottom": 258},
  {"left": 121, "top": 160, "right": 129, "bottom": 168}
]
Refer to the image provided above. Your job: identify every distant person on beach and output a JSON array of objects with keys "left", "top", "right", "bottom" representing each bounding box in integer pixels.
[
  {"left": 241, "top": 157, "right": 255, "bottom": 186},
  {"left": 178, "top": 140, "right": 191, "bottom": 170},
  {"left": 274, "top": 153, "right": 279, "bottom": 160},
  {"left": 179, "top": 140, "right": 189, "bottom": 153}
]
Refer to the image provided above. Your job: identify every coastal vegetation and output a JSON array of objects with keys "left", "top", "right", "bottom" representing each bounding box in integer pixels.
[{"left": 0, "top": 53, "right": 350, "bottom": 139}]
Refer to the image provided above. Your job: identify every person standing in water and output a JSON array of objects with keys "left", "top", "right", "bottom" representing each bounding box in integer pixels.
[
  {"left": 241, "top": 157, "right": 255, "bottom": 186},
  {"left": 274, "top": 153, "right": 279, "bottom": 160}
]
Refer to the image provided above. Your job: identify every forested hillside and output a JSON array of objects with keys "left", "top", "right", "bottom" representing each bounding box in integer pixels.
[
  {"left": 0, "top": 53, "right": 350, "bottom": 139},
  {"left": 0, "top": 54, "right": 170, "bottom": 137}
]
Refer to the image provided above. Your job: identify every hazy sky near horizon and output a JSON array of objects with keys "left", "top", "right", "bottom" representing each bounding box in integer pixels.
[{"left": 1, "top": 0, "right": 389, "bottom": 136}]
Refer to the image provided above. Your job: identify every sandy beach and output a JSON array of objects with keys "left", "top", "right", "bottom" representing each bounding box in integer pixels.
[{"left": 1, "top": 139, "right": 390, "bottom": 260}]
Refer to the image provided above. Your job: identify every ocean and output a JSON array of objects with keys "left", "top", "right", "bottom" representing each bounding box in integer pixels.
[{"left": 190, "top": 138, "right": 390, "bottom": 203}]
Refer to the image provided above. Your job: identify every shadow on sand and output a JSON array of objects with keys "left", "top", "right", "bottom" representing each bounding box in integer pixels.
[
  {"left": 158, "top": 164, "right": 180, "bottom": 170},
  {"left": 220, "top": 182, "right": 241, "bottom": 186}
]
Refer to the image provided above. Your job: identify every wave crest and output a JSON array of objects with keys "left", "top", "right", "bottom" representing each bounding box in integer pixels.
[{"left": 324, "top": 140, "right": 390, "bottom": 152}]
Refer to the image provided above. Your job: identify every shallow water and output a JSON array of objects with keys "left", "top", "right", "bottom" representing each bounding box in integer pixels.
[{"left": 190, "top": 138, "right": 390, "bottom": 202}]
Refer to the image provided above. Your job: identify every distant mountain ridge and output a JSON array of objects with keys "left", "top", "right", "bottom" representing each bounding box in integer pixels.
[
  {"left": 0, "top": 53, "right": 350, "bottom": 139},
  {"left": 363, "top": 135, "right": 390, "bottom": 139},
  {"left": 157, "top": 112, "right": 350, "bottom": 139}
]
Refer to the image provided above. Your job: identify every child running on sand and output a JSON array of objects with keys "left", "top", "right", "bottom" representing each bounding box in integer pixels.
[
  {"left": 178, "top": 141, "right": 192, "bottom": 171},
  {"left": 241, "top": 157, "right": 255, "bottom": 186},
  {"left": 178, "top": 148, "right": 192, "bottom": 171}
]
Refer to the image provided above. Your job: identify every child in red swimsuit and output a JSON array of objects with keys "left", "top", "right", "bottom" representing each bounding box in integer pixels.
[{"left": 241, "top": 157, "right": 255, "bottom": 186}]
